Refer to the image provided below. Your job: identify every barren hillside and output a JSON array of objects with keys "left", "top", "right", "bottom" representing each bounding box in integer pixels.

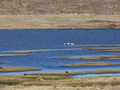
[{"left": 0, "top": 0, "right": 120, "bottom": 15}]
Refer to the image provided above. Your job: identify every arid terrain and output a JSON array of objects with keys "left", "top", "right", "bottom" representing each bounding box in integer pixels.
[
  {"left": 0, "top": 0, "right": 120, "bottom": 15},
  {"left": 0, "top": 0, "right": 120, "bottom": 30}
]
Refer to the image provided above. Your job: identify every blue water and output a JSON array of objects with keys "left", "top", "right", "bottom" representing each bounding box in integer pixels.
[
  {"left": 0, "top": 29, "right": 120, "bottom": 77},
  {"left": 70, "top": 73, "right": 120, "bottom": 78},
  {"left": 0, "top": 83, "right": 8, "bottom": 85}
]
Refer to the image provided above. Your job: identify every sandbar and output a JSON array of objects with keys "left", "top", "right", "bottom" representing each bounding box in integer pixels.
[
  {"left": 99, "top": 50, "right": 120, "bottom": 52},
  {"left": 0, "top": 67, "right": 41, "bottom": 72},
  {"left": 7, "top": 49, "right": 83, "bottom": 54},
  {"left": 0, "top": 54, "right": 31, "bottom": 57},
  {"left": 60, "top": 63, "right": 120, "bottom": 67},
  {"left": 0, "top": 62, "right": 4, "bottom": 64},
  {"left": 6, "top": 47, "right": 120, "bottom": 54},
  {"left": 53, "top": 55, "right": 120, "bottom": 60}
]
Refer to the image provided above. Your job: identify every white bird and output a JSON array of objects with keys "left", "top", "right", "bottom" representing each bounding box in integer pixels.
[
  {"left": 64, "top": 43, "right": 66, "bottom": 45},
  {"left": 67, "top": 43, "right": 71, "bottom": 45},
  {"left": 71, "top": 43, "right": 74, "bottom": 45}
]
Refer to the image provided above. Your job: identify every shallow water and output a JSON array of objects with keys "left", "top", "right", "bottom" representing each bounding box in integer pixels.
[
  {"left": 0, "top": 29, "right": 120, "bottom": 77},
  {"left": 70, "top": 73, "right": 120, "bottom": 78},
  {"left": 0, "top": 83, "right": 8, "bottom": 85}
]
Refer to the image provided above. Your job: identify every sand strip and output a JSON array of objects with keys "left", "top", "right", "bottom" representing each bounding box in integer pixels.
[
  {"left": 60, "top": 63, "right": 120, "bottom": 67},
  {"left": 0, "top": 67, "right": 41, "bottom": 72}
]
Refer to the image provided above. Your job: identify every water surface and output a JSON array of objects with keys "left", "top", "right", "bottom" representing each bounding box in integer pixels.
[{"left": 0, "top": 29, "right": 120, "bottom": 77}]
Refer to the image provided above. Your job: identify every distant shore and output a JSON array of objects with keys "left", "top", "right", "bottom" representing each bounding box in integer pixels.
[{"left": 0, "top": 14, "right": 120, "bottom": 30}]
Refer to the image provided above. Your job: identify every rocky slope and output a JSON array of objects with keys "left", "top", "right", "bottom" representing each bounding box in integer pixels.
[{"left": 0, "top": 0, "right": 120, "bottom": 15}]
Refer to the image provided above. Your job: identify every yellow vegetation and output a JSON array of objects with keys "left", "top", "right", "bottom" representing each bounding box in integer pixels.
[
  {"left": 61, "top": 63, "right": 120, "bottom": 67},
  {"left": 0, "top": 67, "right": 41, "bottom": 72}
]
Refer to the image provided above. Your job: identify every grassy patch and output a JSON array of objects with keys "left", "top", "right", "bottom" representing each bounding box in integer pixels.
[
  {"left": 0, "top": 75, "right": 120, "bottom": 87},
  {"left": 29, "top": 70, "right": 120, "bottom": 76},
  {"left": 0, "top": 75, "right": 69, "bottom": 85}
]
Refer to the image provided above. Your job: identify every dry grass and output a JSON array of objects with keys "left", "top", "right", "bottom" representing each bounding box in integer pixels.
[
  {"left": 53, "top": 55, "right": 120, "bottom": 60},
  {"left": 0, "top": 75, "right": 120, "bottom": 90},
  {"left": 7, "top": 47, "right": 120, "bottom": 54},
  {"left": 0, "top": 75, "right": 68, "bottom": 84},
  {"left": 0, "top": 67, "right": 41, "bottom": 72},
  {"left": 0, "top": 14, "right": 120, "bottom": 30},
  {"left": 29, "top": 70, "right": 120, "bottom": 76},
  {"left": 88, "top": 20, "right": 115, "bottom": 23},
  {"left": 99, "top": 50, "right": 120, "bottom": 52},
  {"left": 60, "top": 63, "right": 120, "bottom": 67},
  {"left": 1, "top": 85, "right": 120, "bottom": 90},
  {"left": 7, "top": 48, "right": 83, "bottom": 54},
  {"left": 0, "top": 69, "right": 120, "bottom": 89}
]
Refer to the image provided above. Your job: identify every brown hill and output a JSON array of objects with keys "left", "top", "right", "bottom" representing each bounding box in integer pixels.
[{"left": 0, "top": 0, "right": 120, "bottom": 15}]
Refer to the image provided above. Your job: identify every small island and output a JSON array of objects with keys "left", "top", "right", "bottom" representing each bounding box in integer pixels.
[
  {"left": 0, "top": 54, "right": 31, "bottom": 57},
  {"left": 0, "top": 67, "right": 41, "bottom": 72},
  {"left": 60, "top": 63, "right": 120, "bottom": 67},
  {"left": 0, "top": 62, "right": 4, "bottom": 64}
]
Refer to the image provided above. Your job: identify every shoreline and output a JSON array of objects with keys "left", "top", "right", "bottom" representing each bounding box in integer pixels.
[
  {"left": 29, "top": 70, "right": 120, "bottom": 76},
  {"left": 0, "top": 70, "right": 120, "bottom": 90},
  {"left": 0, "top": 14, "right": 120, "bottom": 30}
]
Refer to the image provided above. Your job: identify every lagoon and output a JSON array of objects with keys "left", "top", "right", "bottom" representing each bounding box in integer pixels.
[{"left": 0, "top": 29, "right": 120, "bottom": 77}]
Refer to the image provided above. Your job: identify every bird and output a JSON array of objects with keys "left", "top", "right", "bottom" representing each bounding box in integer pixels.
[
  {"left": 65, "top": 71, "right": 69, "bottom": 73},
  {"left": 71, "top": 43, "right": 74, "bottom": 45}
]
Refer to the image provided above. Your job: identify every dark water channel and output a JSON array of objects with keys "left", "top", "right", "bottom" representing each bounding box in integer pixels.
[{"left": 0, "top": 29, "right": 120, "bottom": 77}]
